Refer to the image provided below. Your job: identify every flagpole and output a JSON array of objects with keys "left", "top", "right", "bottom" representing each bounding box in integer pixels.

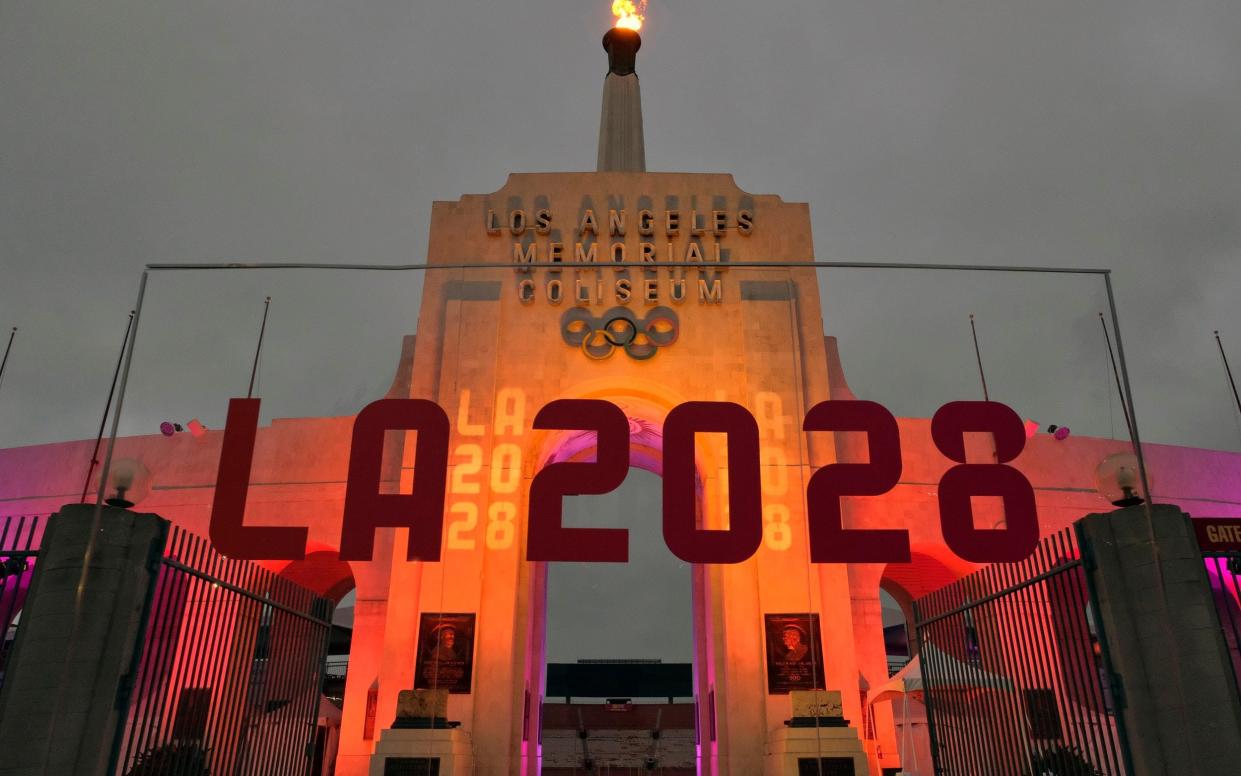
[
  {"left": 0, "top": 327, "right": 16, "bottom": 395},
  {"left": 80, "top": 311, "right": 136, "bottom": 502}
]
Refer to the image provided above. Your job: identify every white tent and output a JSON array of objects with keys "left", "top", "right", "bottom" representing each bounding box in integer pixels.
[
  {"left": 870, "top": 645, "right": 1014, "bottom": 773},
  {"left": 871, "top": 657, "right": 923, "bottom": 705},
  {"left": 870, "top": 655, "right": 924, "bottom": 774}
]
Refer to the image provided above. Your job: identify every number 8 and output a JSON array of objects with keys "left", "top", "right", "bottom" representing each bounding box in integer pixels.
[
  {"left": 763, "top": 504, "right": 793, "bottom": 551},
  {"left": 931, "top": 401, "right": 1038, "bottom": 562},
  {"left": 486, "top": 502, "right": 517, "bottom": 550}
]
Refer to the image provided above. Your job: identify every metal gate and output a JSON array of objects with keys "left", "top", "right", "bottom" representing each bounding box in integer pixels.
[
  {"left": 1203, "top": 553, "right": 1241, "bottom": 695},
  {"left": 110, "top": 524, "right": 333, "bottom": 776},
  {"left": 1195, "top": 518, "right": 1241, "bottom": 698},
  {"left": 912, "top": 526, "right": 1131, "bottom": 776},
  {"left": 0, "top": 515, "right": 44, "bottom": 696}
]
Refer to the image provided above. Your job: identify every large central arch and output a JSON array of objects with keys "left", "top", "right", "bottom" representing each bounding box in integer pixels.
[{"left": 521, "top": 382, "right": 721, "bottom": 770}]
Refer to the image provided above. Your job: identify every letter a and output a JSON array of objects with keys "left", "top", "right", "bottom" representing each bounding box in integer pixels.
[{"left": 340, "top": 399, "right": 450, "bottom": 561}]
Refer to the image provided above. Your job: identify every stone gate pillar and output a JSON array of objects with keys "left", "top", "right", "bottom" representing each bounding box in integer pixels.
[
  {"left": 0, "top": 504, "right": 166, "bottom": 776},
  {"left": 1080, "top": 503, "right": 1241, "bottom": 775}
]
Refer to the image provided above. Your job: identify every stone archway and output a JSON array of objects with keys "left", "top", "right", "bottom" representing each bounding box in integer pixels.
[
  {"left": 272, "top": 545, "right": 395, "bottom": 776},
  {"left": 847, "top": 548, "right": 972, "bottom": 772},
  {"left": 274, "top": 549, "right": 357, "bottom": 605},
  {"left": 358, "top": 170, "right": 850, "bottom": 776},
  {"left": 519, "top": 388, "right": 717, "bottom": 772}
]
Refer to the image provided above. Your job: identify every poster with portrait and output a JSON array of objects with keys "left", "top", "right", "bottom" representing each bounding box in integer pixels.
[
  {"left": 414, "top": 612, "right": 476, "bottom": 694},
  {"left": 764, "top": 613, "right": 826, "bottom": 694}
]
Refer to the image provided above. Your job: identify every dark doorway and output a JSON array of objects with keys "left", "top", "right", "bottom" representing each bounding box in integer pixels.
[{"left": 542, "top": 468, "right": 696, "bottom": 774}]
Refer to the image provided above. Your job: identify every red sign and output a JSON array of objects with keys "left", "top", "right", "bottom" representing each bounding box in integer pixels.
[
  {"left": 1194, "top": 518, "right": 1241, "bottom": 552},
  {"left": 207, "top": 398, "right": 1040, "bottom": 565}
]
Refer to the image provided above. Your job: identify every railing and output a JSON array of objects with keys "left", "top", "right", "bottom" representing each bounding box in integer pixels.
[
  {"left": 886, "top": 656, "right": 911, "bottom": 678},
  {"left": 912, "top": 526, "right": 1131, "bottom": 776},
  {"left": 0, "top": 515, "right": 44, "bottom": 695},
  {"left": 110, "top": 525, "right": 334, "bottom": 776},
  {"left": 323, "top": 655, "right": 349, "bottom": 706}
]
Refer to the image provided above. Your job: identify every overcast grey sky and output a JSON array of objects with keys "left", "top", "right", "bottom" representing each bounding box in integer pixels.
[
  {"left": 549, "top": 468, "right": 693, "bottom": 664},
  {"left": 3, "top": 0, "right": 1241, "bottom": 664},
  {"left": 2, "top": 0, "right": 1240, "bottom": 456},
  {"left": 1, "top": 0, "right": 1240, "bottom": 445}
]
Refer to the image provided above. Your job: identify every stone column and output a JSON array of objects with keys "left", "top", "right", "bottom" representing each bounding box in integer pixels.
[
  {"left": 1080, "top": 503, "right": 1241, "bottom": 775},
  {"left": 335, "top": 597, "right": 388, "bottom": 776},
  {"left": 597, "top": 27, "right": 646, "bottom": 172},
  {"left": 0, "top": 504, "right": 166, "bottom": 776}
]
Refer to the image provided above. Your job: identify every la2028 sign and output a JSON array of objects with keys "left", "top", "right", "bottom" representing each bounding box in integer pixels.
[{"left": 208, "top": 398, "right": 1038, "bottom": 565}]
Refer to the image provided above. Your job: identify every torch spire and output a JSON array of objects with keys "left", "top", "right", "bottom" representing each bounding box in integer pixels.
[{"left": 597, "top": 26, "right": 646, "bottom": 172}]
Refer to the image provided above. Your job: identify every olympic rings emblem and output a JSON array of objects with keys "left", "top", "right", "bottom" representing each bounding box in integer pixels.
[{"left": 560, "top": 306, "right": 680, "bottom": 361}]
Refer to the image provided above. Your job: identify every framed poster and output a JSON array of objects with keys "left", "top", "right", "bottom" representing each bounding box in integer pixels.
[
  {"left": 764, "top": 613, "right": 826, "bottom": 694},
  {"left": 414, "top": 613, "right": 476, "bottom": 694}
]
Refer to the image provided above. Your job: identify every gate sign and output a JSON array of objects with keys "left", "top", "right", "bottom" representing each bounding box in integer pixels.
[
  {"left": 1194, "top": 518, "right": 1241, "bottom": 552},
  {"left": 207, "top": 397, "right": 1041, "bottom": 566}
]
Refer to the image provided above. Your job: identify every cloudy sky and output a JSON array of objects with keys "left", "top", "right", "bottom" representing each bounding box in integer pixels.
[
  {"left": 2, "top": 0, "right": 1239, "bottom": 451},
  {"left": 3, "top": 2, "right": 1241, "bottom": 659}
]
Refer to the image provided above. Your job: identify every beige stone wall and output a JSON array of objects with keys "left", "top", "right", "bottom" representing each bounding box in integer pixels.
[{"left": 379, "top": 171, "right": 845, "bottom": 775}]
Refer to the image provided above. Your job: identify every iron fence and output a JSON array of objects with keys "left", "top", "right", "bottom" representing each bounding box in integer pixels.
[
  {"left": 1201, "top": 553, "right": 1241, "bottom": 695},
  {"left": 0, "top": 515, "right": 44, "bottom": 695},
  {"left": 1203, "top": 554, "right": 1241, "bottom": 697},
  {"left": 110, "top": 525, "right": 333, "bottom": 776},
  {"left": 912, "top": 526, "right": 1131, "bottom": 776},
  {"left": 1195, "top": 517, "right": 1241, "bottom": 698}
]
